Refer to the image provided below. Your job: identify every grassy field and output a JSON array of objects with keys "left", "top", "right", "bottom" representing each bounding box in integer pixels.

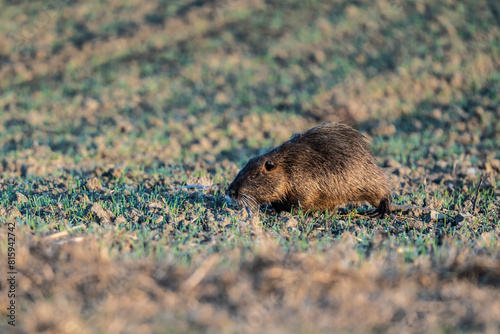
[{"left": 1, "top": 0, "right": 500, "bottom": 332}]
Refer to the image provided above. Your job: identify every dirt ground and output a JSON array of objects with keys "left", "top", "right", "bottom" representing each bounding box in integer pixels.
[{"left": 1, "top": 0, "right": 500, "bottom": 333}]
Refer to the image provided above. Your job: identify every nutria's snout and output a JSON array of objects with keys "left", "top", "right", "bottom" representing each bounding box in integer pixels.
[
  {"left": 227, "top": 181, "right": 255, "bottom": 218},
  {"left": 226, "top": 182, "right": 239, "bottom": 205},
  {"left": 227, "top": 187, "right": 236, "bottom": 199},
  {"left": 226, "top": 181, "right": 243, "bottom": 207}
]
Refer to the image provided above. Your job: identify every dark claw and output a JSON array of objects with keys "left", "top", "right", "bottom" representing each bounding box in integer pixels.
[
  {"left": 364, "top": 198, "right": 392, "bottom": 219},
  {"left": 245, "top": 206, "right": 253, "bottom": 218},
  {"left": 364, "top": 208, "right": 390, "bottom": 219}
]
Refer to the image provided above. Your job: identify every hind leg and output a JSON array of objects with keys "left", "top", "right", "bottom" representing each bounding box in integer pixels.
[{"left": 366, "top": 197, "right": 391, "bottom": 218}]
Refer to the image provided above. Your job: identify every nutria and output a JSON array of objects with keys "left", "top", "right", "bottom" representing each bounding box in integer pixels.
[{"left": 227, "top": 122, "right": 393, "bottom": 218}]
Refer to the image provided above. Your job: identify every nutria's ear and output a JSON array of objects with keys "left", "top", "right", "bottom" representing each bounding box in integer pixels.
[{"left": 264, "top": 160, "right": 275, "bottom": 172}]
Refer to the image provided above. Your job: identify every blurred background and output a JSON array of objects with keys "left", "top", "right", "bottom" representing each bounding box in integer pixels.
[
  {"left": 1, "top": 1, "right": 500, "bottom": 333},
  {"left": 0, "top": 0, "right": 499, "bottom": 178}
]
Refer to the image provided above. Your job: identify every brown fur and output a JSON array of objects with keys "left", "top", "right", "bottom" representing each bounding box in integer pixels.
[{"left": 227, "top": 122, "right": 392, "bottom": 217}]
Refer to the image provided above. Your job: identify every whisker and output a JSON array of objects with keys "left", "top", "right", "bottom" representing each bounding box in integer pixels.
[
  {"left": 241, "top": 194, "right": 250, "bottom": 204},
  {"left": 240, "top": 194, "right": 248, "bottom": 206},
  {"left": 238, "top": 198, "right": 245, "bottom": 208},
  {"left": 242, "top": 194, "right": 258, "bottom": 208},
  {"left": 240, "top": 196, "right": 253, "bottom": 218},
  {"left": 248, "top": 196, "right": 259, "bottom": 208}
]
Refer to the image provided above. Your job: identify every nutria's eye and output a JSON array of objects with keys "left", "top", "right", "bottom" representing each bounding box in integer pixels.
[{"left": 264, "top": 160, "right": 275, "bottom": 172}]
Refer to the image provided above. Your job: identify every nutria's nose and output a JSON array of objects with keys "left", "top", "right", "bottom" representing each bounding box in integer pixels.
[{"left": 227, "top": 188, "right": 236, "bottom": 198}]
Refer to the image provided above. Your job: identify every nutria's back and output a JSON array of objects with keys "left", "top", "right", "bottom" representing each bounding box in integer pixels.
[{"left": 228, "top": 122, "right": 392, "bottom": 217}]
